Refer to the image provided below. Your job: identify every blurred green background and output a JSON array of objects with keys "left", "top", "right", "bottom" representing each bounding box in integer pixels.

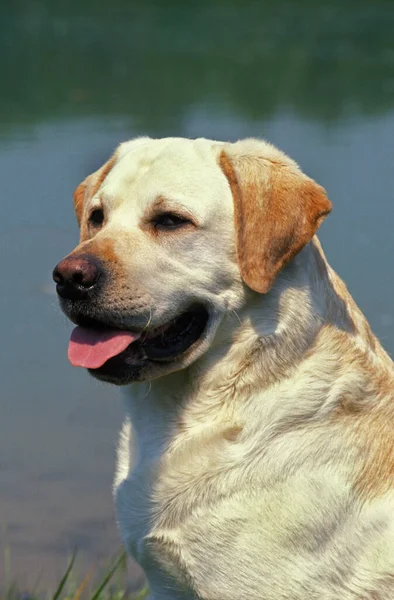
[
  {"left": 0, "top": 0, "right": 393, "bottom": 591},
  {"left": 3, "top": 0, "right": 394, "bottom": 128}
]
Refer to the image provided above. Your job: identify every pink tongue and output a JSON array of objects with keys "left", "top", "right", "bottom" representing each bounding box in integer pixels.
[{"left": 68, "top": 326, "right": 141, "bottom": 369}]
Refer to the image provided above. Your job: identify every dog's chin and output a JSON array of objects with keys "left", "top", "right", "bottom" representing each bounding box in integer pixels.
[{"left": 84, "top": 305, "right": 214, "bottom": 385}]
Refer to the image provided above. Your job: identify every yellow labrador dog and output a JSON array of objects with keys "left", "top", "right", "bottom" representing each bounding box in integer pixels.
[{"left": 54, "top": 137, "right": 394, "bottom": 600}]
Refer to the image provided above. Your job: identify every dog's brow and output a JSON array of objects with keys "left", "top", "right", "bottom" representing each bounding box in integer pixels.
[
  {"left": 89, "top": 195, "right": 103, "bottom": 209},
  {"left": 149, "top": 195, "right": 194, "bottom": 217},
  {"left": 97, "top": 188, "right": 125, "bottom": 212},
  {"left": 152, "top": 196, "right": 168, "bottom": 209}
]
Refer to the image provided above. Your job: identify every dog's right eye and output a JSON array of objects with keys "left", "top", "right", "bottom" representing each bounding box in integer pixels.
[
  {"left": 153, "top": 212, "right": 191, "bottom": 231},
  {"left": 89, "top": 209, "right": 105, "bottom": 227}
]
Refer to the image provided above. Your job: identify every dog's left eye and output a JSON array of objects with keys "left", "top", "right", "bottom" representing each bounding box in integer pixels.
[
  {"left": 153, "top": 213, "right": 190, "bottom": 231},
  {"left": 89, "top": 209, "right": 105, "bottom": 227}
]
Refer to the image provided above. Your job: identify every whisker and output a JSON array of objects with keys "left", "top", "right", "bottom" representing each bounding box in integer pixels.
[
  {"left": 142, "top": 382, "right": 152, "bottom": 398},
  {"left": 142, "top": 305, "right": 153, "bottom": 332},
  {"left": 231, "top": 309, "right": 242, "bottom": 325}
]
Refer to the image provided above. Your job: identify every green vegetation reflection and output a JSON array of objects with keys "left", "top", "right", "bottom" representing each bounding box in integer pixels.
[{"left": 1, "top": 0, "right": 394, "bottom": 133}]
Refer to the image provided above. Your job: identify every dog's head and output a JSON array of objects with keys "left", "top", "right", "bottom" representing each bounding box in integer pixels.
[{"left": 53, "top": 137, "right": 331, "bottom": 384}]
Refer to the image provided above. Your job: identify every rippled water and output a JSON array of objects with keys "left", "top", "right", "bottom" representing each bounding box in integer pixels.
[{"left": 0, "top": 0, "right": 393, "bottom": 589}]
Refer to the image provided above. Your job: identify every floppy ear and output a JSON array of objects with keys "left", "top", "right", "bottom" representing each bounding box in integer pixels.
[
  {"left": 219, "top": 140, "right": 332, "bottom": 293},
  {"left": 73, "top": 155, "right": 116, "bottom": 226}
]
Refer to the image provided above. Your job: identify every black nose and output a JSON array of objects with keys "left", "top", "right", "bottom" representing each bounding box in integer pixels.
[{"left": 53, "top": 255, "right": 102, "bottom": 300}]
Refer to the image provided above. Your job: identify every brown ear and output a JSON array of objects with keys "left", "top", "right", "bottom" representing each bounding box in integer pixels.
[
  {"left": 219, "top": 142, "right": 332, "bottom": 293},
  {"left": 73, "top": 155, "right": 116, "bottom": 226}
]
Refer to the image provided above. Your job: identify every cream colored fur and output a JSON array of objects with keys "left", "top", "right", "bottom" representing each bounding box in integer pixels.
[{"left": 70, "top": 137, "right": 394, "bottom": 599}]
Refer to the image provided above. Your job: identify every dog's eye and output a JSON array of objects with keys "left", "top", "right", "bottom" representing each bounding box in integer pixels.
[
  {"left": 153, "top": 213, "right": 190, "bottom": 231},
  {"left": 89, "top": 208, "right": 105, "bottom": 227}
]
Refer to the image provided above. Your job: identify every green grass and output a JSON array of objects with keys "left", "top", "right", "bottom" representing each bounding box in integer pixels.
[{"left": 0, "top": 552, "right": 149, "bottom": 600}]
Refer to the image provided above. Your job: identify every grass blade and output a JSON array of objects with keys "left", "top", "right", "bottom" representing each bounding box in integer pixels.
[
  {"left": 89, "top": 552, "right": 126, "bottom": 600},
  {"left": 72, "top": 567, "right": 95, "bottom": 600},
  {"left": 52, "top": 550, "right": 77, "bottom": 600},
  {"left": 131, "top": 587, "right": 150, "bottom": 600}
]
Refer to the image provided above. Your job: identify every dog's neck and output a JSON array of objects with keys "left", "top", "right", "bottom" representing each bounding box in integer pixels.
[{"left": 122, "top": 239, "right": 392, "bottom": 458}]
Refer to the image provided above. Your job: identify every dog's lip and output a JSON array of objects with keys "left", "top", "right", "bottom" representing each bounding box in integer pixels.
[
  {"left": 72, "top": 313, "right": 177, "bottom": 338},
  {"left": 71, "top": 313, "right": 141, "bottom": 332},
  {"left": 72, "top": 304, "right": 210, "bottom": 337}
]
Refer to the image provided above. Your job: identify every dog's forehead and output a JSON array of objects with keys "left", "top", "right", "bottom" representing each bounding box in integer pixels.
[{"left": 101, "top": 137, "right": 229, "bottom": 214}]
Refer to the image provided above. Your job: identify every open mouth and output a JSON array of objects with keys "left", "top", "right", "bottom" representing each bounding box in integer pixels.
[{"left": 67, "top": 305, "right": 209, "bottom": 375}]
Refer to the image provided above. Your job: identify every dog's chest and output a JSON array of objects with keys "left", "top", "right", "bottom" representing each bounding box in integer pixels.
[
  {"left": 115, "top": 460, "right": 155, "bottom": 558},
  {"left": 115, "top": 384, "right": 240, "bottom": 550},
  {"left": 115, "top": 423, "right": 234, "bottom": 557}
]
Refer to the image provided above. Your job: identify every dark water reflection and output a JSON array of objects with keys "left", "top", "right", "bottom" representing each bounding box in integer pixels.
[{"left": 0, "top": 0, "right": 393, "bottom": 589}]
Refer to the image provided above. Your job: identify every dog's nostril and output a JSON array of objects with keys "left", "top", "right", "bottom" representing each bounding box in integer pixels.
[
  {"left": 72, "top": 270, "right": 85, "bottom": 286},
  {"left": 52, "top": 267, "right": 64, "bottom": 285},
  {"left": 74, "top": 260, "right": 101, "bottom": 288}
]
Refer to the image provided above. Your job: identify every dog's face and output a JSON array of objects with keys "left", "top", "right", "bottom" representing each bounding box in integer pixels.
[{"left": 54, "top": 137, "right": 331, "bottom": 385}]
